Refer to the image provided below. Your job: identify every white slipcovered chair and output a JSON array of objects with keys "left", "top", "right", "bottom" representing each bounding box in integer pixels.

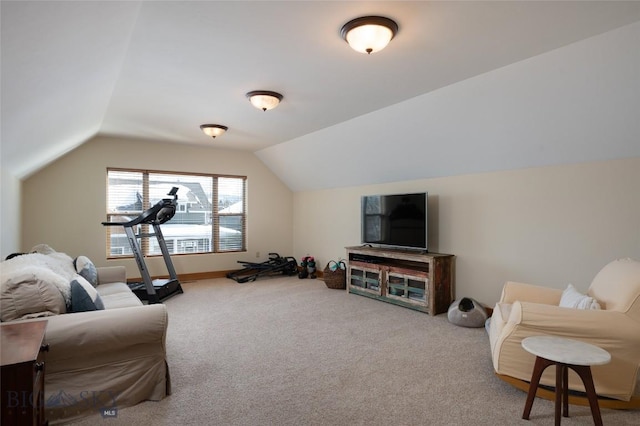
[{"left": 488, "top": 258, "right": 640, "bottom": 408}]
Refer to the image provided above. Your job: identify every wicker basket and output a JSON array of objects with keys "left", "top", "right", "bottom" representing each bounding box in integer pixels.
[{"left": 323, "top": 260, "right": 346, "bottom": 289}]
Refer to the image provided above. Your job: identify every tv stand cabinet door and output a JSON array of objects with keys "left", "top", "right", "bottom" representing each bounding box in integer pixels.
[
  {"left": 347, "top": 261, "right": 383, "bottom": 296},
  {"left": 345, "top": 246, "right": 455, "bottom": 315},
  {"left": 385, "top": 268, "right": 429, "bottom": 311}
]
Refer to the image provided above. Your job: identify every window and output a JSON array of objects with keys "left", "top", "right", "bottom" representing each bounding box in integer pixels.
[{"left": 106, "top": 169, "right": 246, "bottom": 258}]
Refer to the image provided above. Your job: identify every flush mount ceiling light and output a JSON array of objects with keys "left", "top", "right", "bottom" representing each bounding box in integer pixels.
[
  {"left": 246, "top": 90, "right": 283, "bottom": 111},
  {"left": 340, "top": 16, "right": 398, "bottom": 54},
  {"left": 200, "top": 124, "right": 228, "bottom": 138}
]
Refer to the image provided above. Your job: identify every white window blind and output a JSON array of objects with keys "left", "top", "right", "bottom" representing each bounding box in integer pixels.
[{"left": 106, "top": 168, "right": 246, "bottom": 258}]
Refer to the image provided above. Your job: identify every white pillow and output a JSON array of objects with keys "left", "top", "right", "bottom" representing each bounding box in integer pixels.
[{"left": 559, "top": 284, "right": 601, "bottom": 310}]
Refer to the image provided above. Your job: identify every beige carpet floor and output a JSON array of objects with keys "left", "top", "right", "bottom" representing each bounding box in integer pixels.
[{"left": 70, "top": 276, "right": 639, "bottom": 425}]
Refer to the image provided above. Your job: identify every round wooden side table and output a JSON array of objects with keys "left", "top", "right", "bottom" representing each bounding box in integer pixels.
[{"left": 521, "top": 336, "right": 611, "bottom": 426}]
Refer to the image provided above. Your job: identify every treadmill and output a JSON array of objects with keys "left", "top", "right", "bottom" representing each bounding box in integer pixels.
[{"left": 102, "top": 187, "right": 184, "bottom": 303}]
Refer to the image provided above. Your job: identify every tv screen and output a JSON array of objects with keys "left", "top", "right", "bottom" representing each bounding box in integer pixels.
[{"left": 361, "top": 192, "right": 427, "bottom": 251}]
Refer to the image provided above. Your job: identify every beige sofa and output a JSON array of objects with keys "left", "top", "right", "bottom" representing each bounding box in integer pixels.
[
  {"left": 1, "top": 248, "right": 170, "bottom": 424},
  {"left": 488, "top": 258, "right": 640, "bottom": 403}
]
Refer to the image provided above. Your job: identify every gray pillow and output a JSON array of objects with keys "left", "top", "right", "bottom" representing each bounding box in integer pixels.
[
  {"left": 70, "top": 276, "right": 105, "bottom": 312},
  {"left": 74, "top": 256, "right": 98, "bottom": 287}
]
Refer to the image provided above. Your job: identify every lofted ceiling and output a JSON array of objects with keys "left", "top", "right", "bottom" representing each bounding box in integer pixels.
[{"left": 2, "top": 1, "right": 640, "bottom": 182}]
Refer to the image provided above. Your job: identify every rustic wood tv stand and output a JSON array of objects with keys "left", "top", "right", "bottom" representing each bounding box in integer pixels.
[{"left": 345, "top": 246, "right": 454, "bottom": 315}]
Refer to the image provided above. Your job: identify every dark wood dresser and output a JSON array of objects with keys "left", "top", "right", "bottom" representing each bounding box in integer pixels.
[{"left": 1, "top": 320, "right": 49, "bottom": 426}]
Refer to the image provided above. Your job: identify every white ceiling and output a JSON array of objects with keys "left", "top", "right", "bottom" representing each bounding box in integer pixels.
[{"left": 2, "top": 1, "right": 640, "bottom": 181}]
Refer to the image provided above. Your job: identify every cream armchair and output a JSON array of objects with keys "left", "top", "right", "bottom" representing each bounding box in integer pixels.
[{"left": 488, "top": 258, "right": 640, "bottom": 406}]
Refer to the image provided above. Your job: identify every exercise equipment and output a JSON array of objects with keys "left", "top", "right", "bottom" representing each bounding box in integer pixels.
[
  {"left": 102, "top": 187, "right": 184, "bottom": 303},
  {"left": 226, "top": 253, "right": 298, "bottom": 283}
]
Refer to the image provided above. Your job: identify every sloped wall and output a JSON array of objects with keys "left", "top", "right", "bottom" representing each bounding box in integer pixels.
[{"left": 258, "top": 21, "right": 640, "bottom": 192}]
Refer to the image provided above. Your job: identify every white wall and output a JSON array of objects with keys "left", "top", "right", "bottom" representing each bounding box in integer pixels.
[
  {"left": 21, "top": 136, "right": 293, "bottom": 278},
  {"left": 277, "top": 21, "right": 640, "bottom": 307},
  {"left": 0, "top": 168, "right": 21, "bottom": 259},
  {"left": 293, "top": 158, "right": 640, "bottom": 306}
]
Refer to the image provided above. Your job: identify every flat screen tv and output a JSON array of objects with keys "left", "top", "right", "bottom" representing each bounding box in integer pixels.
[{"left": 361, "top": 192, "right": 428, "bottom": 251}]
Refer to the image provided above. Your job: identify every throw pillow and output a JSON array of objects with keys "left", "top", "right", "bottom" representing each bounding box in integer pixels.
[
  {"left": 70, "top": 276, "right": 105, "bottom": 313},
  {"left": 74, "top": 256, "right": 98, "bottom": 287},
  {"left": 559, "top": 284, "right": 601, "bottom": 310}
]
